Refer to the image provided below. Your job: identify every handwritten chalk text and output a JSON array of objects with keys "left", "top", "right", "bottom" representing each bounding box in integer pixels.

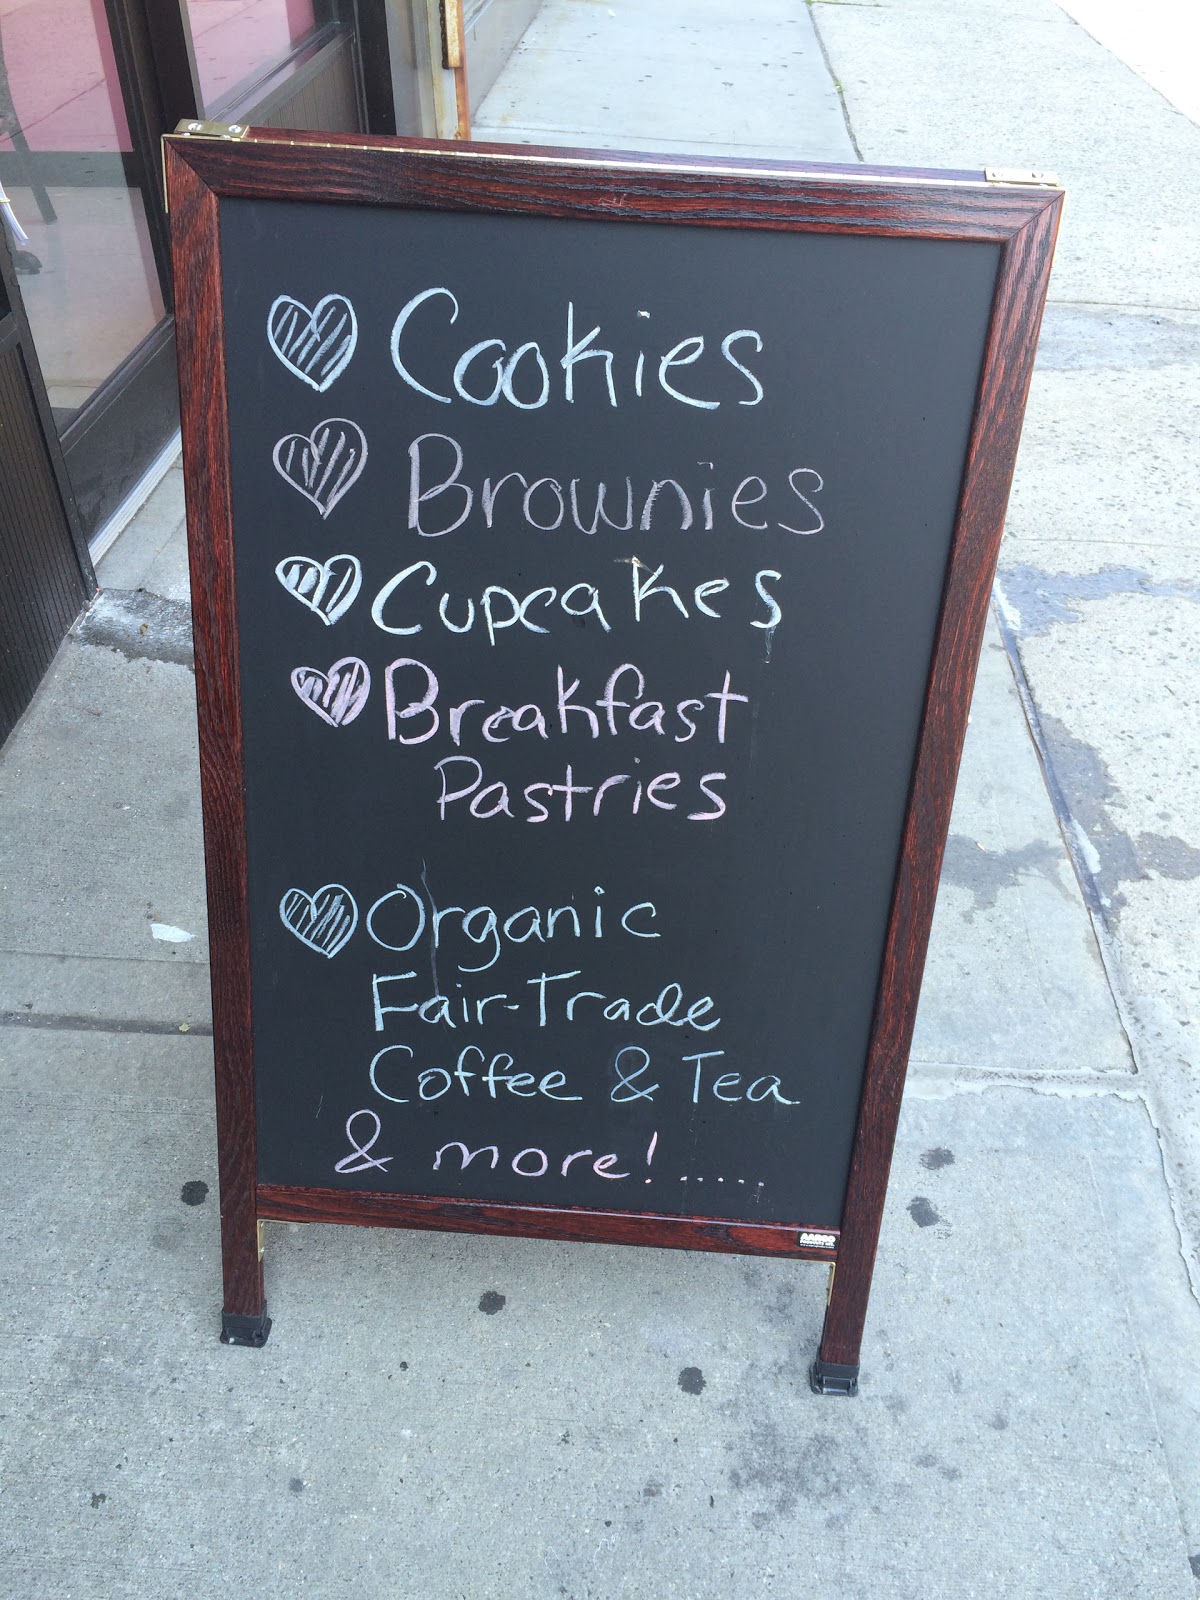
[
  {"left": 403, "top": 432, "right": 823, "bottom": 539},
  {"left": 366, "top": 880, "right": 658, "bottom": 972},
  {"left": 383, "top": 660, "right": 749, "bottom": 748},
  {"left": 367, "top": 971, "right": 720, "bottom": 1031},
  {"left": 391, "top": 292, "right": 763, "bottom": 411},
  {"left": 371, "top": 559, "right": 785, "bottom": 643},
  {"left": 433, "top": 759, "right": 729, "bottom": 823}
]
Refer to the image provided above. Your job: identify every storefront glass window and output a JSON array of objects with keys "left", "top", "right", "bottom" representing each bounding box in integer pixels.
[
  {"left": 186, "top": 1, "right": 318, "bottom": 117},
  {"left": 0, "top": 0, "right": 166, "bottom": 427}
]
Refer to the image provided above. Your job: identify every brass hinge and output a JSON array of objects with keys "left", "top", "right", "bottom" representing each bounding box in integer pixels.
[
  {"left": 174, "top": 119, "right": 250, "bottom": 140},
  {"left": 826, "top": 1263, "right": 837, "bottom": 1305},
  {"left": 984, "top": 167, "right": 1060, "bottom": 188},
  {"left": 163, "top": 120, "right": 251, "bottom": 211}
]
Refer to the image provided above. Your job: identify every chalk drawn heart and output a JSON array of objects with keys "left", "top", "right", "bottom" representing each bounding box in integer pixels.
[
  {"left": 267, "top": 293, "right": 357, "bottom": 391},
  {"left": 279, "top": 884, "right": 358, "bottom": 958},
  {"left": 275, "top": 554, "right": 362, "bottom": 624},
  {"left": 273, "top": 419, "right": 366, "bottom": 519},
  {"left": 291, "top": 657, "right": 370, "bottom": 727}
]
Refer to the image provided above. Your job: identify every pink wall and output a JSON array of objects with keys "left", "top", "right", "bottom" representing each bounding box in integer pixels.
[
  {"left": 0, "top": 0, "right": 317, "bottom": 152},
  {"left": 0, "top": 0, "right": 132, "bottom": 153}
]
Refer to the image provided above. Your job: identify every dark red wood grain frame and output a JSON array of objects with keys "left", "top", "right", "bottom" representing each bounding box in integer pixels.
[{"left": 166, "top": 129, "right": 1061, "bottom": 1372}]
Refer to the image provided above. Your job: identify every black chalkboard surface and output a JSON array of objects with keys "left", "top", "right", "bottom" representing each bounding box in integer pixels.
[
  {"left": 229, "top": 201, "right": 993, "bottom": 1218},
  {"left": 166, "top": 128, "right": 1061, "bottom": 1385}
]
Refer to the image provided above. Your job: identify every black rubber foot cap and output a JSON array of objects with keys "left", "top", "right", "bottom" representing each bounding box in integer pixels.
[
  {"left": 809, "top": 1359, "right": 860, "bottom": 1396},
  {"left": 221, "top": 1309, "right": 272, "bottom": 1347}
]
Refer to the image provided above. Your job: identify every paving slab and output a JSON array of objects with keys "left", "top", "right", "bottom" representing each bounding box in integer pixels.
[
  {"left": 0, "top": 642, "right": 208, "bottom": 975},
  {"left": 812, "top": 0, "right": 1200, "bottom": 308},
  {"left": 137, "top": 525, "right": 192, "bottom": 606},
  {"left": 1005, "top": 317, "right": 1200, "bottom": 576},
  {"left": 1005, "top": 595, "right": 1200, "bottom": 1252},
  {"left": 0, "top": 952, "right": 213, "bottom": 1031},
  {"left": 475, "top": 0, "right": 856, "bottom": 161},
  {"left": 1057, "top": 0, "right": 1200, "bottom": 124},
  {"left": 911, "top": 618, "right": 1132, "bottom": 1080},
  {"left": 94, "top": 464, "right": 187, "bottom": 595}
]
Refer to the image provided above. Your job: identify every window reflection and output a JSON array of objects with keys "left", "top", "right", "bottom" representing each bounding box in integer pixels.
[
  {"left": 0, "top": 0, "right": 165, "bottom": 427},
  {"left": 186, "top": 0, "right": 318, "bottom": 117}
]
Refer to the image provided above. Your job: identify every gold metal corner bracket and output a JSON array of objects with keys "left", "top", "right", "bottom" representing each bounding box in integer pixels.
[
  {"left": 173, "top": 119, "right": 251, "bottom": 141},
  {"left": 162, "top": 122, "right": 251, "bottom": 212},
  {"left": 984, "top": 168, "right": 1060, "bottom": 188}
]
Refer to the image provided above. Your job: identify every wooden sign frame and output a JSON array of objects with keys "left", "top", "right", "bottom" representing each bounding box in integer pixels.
[{"left": 165, "top": 127, "right": 1060, "bottom": 1392}]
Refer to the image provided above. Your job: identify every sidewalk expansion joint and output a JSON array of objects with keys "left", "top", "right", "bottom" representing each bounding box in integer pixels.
[
  {"left": 908, "top": 1064, "right": 1138, "bottom": 1099},
  {"left": 1, "top": 1011, "right": 212, "bottom": 1037},
  {"left": 1048, "top": 296, "right": 1200, "bottom": 314},
  {"left": 0, "top": 950, "right": 210, "bottom": 967},
  {"left": 991, "top": 595, "right": 1140, "bottom": 1042},
  {"left": 805, "top": 1, "right": 865, "bottom": 162}
]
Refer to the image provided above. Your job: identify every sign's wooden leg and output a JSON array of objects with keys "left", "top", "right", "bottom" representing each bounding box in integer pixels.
[
  {"left": 219, "top": 1215, "right": 271, "bottom": 1347},
  {"left": 810, "top": 1260, "right": 862, "bottom": 1396}
]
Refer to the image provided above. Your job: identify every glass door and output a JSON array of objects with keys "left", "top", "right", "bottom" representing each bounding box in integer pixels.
[
  {"left": 0, "top": 0, "right": 403, "bottom": 739},
  {"left": 0, "top": 0, "right": 392, "bottom": 542},
  {"left": 0, "top": 0, "right": 173, "bottom": 534},
  {"left": 177, "top": 0, "right": 379, "bottom": 133},
  {"left": 186, "top": 0, "right": 321, "bottom": 116},
  {"left": 0, "top": 0, "right": 167, "bottom": 424}
]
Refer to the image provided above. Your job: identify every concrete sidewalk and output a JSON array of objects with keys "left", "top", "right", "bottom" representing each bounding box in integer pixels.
[{"left": 2, "top": 1, "right": 1198, "bottom": 1594}]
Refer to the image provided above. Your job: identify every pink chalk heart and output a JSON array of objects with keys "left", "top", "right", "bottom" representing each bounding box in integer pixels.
[
  {"left": 273, "top": 418, "right": 366, "bottom": 519},
  {"left": 275, "top": 553, "right": 361, "bottom": 624},
  {"left": 279, "top": 884, "right": 358, "bottom": 958},
  {"left": 291, "top": 657, "right": 370, "bottom": 727}
]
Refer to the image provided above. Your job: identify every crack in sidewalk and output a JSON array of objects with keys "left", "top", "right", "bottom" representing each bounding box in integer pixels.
[
  {"left": 992, "top": 593, "right": 1200, "bottom": 1312},
  {"left": 805, "top": 1, "right": 865, "bottom": 161}
]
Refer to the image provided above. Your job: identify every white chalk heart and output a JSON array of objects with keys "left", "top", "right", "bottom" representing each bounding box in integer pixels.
[
  {"left": 273, "top": 419, "right": 366, "bottom": 519},
  {"left": 267, "top": 293, "right": 357, "bottom": 391},
  {"left": 275, "top": 554, "right": 362, "bottom": 625},
  {"left": 291, "top": 657, "right": 370, "bottom": 727},
  {"left": 279, "top": 884, "right": 358, "bottom": 958}
]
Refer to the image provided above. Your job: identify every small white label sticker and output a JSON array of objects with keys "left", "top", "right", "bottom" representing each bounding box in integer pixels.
[{"left": 799, "top": 1231, "right": 837, "bottom": 1249}]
